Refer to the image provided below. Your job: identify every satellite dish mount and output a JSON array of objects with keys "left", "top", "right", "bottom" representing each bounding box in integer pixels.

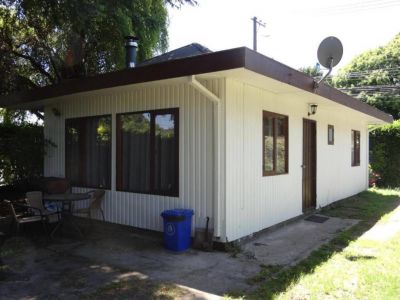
[{"left": 314, "top": 36, "right": 343, "bottom": 90}]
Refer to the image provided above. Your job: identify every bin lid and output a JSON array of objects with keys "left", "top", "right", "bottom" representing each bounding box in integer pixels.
[{"left": 161, "top": 209, "right": 194, "bottom": 218}]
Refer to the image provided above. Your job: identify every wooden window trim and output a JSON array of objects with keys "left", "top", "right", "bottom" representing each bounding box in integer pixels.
[
  {"left": 351, "top": 130, "right": 360, "bottom": 167},
  {"left": 65, "top": 114, "right": 112, "bottom": 190},
  {"left": 116, "top": 108, "right": 179, "bottom": 197},
  {"left": 328, "top": 125, "right": 334, "bottom": 145},
  {"left": 262, "top": 110, "right": 289, "bottom": 177}
]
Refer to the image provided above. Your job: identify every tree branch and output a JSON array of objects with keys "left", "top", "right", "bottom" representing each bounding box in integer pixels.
[
  {"left": 41, "top": 44, "right": 62, "bottom": 83},
  {"left": 30, "top": 109, "right": 44, "bottom": 120},
  {"left": 11, "top": 51, "right": 56, "bottom": 84},
  {"left": 48, "top": 55, "right": 62, "bottom": 83}
]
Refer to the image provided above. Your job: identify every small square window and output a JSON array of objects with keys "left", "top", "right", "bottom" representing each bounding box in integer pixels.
[{"left": 328, "top": 125, "right": 334, "bottom": 145}]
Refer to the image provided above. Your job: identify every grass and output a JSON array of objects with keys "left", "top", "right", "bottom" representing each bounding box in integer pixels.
[{"left": 227, "top": 188, "right": 400, "bottom": 300}]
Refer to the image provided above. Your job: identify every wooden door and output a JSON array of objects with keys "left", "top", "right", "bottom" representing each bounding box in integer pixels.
[{"left": 302, "top": 119, "right": 316, "bottom": 211}]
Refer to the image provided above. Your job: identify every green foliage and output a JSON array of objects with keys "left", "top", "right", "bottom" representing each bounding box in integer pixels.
[
  {"left": 0, "top": 0, "right": 197, "bottom": 96},
  {"left": 370, "top": 120, "right": 400, "bottom": 187},
  {"left": 0, "top": 122, "right": 55, "bottom": 185},
  {"left": 333, "top": 33, "right": 400, "bottom": 118},
  {"left": 299, "top": 65, "right": 323, "bottom": 78}
]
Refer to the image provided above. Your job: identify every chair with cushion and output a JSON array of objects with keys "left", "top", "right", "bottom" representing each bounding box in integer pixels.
[
  {"left": 73, "top": 189, "right": 106, "bottom": 221},
  {"left": 5, "top": 200, "right": 48, "bottom": 234},
  {"left": 26, "top": 191, "right": 60, "bottom": 223}
]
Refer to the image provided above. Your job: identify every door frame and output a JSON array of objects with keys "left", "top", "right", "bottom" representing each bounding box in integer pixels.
[{"left": 302, "top": 118, "right": 317, "bottom": 212}]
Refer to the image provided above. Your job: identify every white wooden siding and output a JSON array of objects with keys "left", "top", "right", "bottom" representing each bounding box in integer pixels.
[
  {"left": 43, "top": 74, "right": 372, "bottom": 242},
  {"left": 224, "top": 78, "right": 369, "bottom": 241},
  {"left": 44, "top": 79, "right": 223, "bottom": 233}
]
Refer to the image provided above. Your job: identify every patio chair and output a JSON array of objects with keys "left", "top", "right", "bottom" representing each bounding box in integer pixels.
[
  {"left": 73, "top": 189, "right": 105, "bottom": 221},
  {"left": 26, "top": 191, "right": 60, "bottom": 223},
  {"left": 4, "top": 200, "right": 48, "bottom": 235}
]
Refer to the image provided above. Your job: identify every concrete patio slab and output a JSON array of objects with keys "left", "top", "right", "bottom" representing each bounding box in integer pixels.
[
  {"left": 0, "top": 213, "right": 359, "bottom": 299},
  {"left": 56, "top": 222, "right": 260, "bottom": 296},
  {"left": 241, "top": 214, "right": 359, "bottom": 266}
]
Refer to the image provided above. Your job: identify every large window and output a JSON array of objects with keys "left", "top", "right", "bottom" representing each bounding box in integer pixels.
[
  {"left": 116, "top": 108, "right": 179, "bottom": 196},
  {"left": 65, "top": 115, "right": 112, "bottom": 189},
  {"left": 351, "top": 130, "right": 360, "bottom": 166},
  {"left": 263, "top": 111, "right": 288, "bottom": 176}
]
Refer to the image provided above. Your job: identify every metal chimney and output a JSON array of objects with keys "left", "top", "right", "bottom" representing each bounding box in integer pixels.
[{"left": 125, "top": 36, "right": 138, "bottom": 68}]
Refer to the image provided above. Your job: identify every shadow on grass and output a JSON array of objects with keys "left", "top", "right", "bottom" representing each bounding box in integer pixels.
[{"left": 226, "top": 189, "right": 400, "bottom": 300}]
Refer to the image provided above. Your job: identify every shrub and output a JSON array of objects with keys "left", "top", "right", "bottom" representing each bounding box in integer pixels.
[
  {"left": 0, "top": 123, "right": 55, "bottom": 185},
  {"left": 370, "top": 120, "right": 400, "bottom": 187}
]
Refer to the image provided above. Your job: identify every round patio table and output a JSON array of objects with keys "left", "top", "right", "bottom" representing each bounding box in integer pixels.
[
  {"left": 43, "top": 193, "right": 91, "bottom": 238},
  {"left": 44, "top": 193, "right": 90, "bottom": 202}
]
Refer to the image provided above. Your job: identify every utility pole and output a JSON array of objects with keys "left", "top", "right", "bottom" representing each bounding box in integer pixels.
[{"left": 251, "top": 16, "right": 266, "bottom": 51}]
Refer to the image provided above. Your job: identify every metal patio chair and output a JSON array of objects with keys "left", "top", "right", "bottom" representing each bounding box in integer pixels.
[
  {"left": 5, "top": 200, "right": 48, "bottom": 235},
  {"left": 26, "top": 191, "right": 60, "bottom": 223},
  {"left": 73, "top": 189, "right": 106, "bottom": 221}
]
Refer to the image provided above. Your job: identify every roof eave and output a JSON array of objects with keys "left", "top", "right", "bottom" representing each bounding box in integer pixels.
[
  {"left": 0, "top": 46, "right": 393, "bottom": 123},
  {"left": 243, "top": 48, "right": 393, "bottom": 123},
  {"left": 0, "top": 47, "right": 246, "bottom": 108}
]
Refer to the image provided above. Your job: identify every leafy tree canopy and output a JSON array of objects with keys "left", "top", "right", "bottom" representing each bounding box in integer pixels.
[
  {"left": 0, "top": 0, "right": 196, "bottom": 122},
  {"left": 299, "top": 65, "right": 323, "bottom": 78},
  {"left": 332, "top": 33, "right": 400, "bottom": 119},
  {"left": 0, "top": 0, "right": 195, "bottom": 93}
]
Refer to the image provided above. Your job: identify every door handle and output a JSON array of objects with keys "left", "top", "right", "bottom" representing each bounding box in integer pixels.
[{"left": 301, "top": 165, "right": 306, "bottom": 169}]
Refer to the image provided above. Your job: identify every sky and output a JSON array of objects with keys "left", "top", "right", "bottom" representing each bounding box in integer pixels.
[{"left": 167, "top": 0, "right": 400, "bottom": 72}]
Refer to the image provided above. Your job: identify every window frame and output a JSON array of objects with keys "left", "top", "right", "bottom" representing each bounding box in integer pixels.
[
  {"left": 351, "top": 129, "right": 361, "bottom": 167},
  {"left": 262, "top": 110, "right": 289, "bottom": 177},
  {"left": 116, "top": 108, "right": 179, "bottom": 197},
  {"left": 65, "top": 114, "right": 112, "bottom": 189},
  {"left": 328, "top": 125, "right": 334, "bottom": 145}
]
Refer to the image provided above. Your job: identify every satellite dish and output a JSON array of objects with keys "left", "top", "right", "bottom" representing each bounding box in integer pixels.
[
  {"left": 317, "top": 36, "right": 343, "bottom": 69},
  {"left": 314, "top": 36, "right": 343, "bottom": 88}
]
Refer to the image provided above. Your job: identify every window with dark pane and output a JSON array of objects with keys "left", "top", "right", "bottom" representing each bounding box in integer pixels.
[
  {"left": 351, "top": 130, "right": 360, "bottom": 166},
  {"left": 263, "top": 111, "right": 288, "bottom": 176},
  {"left": 65, "top": 115, "right": 111, "bottom": 189},
  {"left": 263, "top": 116, "right": 274, "bottom": 173},
  {"left": 328, "top": 125, "right": 334, "bottom": 145},
  {"left": 118, "top": 113, "right": 151, "bottom": 193},
  {"left": 117, "top": 108, "right": 179, "bottom": 196},
  {"left": 154, "top": 113, "right": 178, "bottom": 194}
]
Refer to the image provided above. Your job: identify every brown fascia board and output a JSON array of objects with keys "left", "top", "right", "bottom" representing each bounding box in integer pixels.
[
  {"left": 0, "top": 47, "right": 393, "bottom": 123},
  {"left": 243, "top": 48, "right": 393, "bottom": 123},
  {"left": 0, "top": 47, "right": 246, "bottom": 107}
]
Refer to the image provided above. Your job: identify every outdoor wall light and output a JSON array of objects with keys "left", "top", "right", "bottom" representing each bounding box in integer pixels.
[
  {"left": 308, "top": 104, "right": 318, "bottom": 116},
  {"left": 52, "top": 107, "right": 61, "bottom": 117}
]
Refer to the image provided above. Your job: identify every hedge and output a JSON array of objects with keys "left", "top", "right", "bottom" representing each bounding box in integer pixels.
[
  {"left": 370, "top": 120, "right": 400, "bottom": 187},
  {"left": 0, "top": 123, "right": 55, "bottom": 185}
]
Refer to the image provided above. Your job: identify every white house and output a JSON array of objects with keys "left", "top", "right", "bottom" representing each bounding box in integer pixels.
[{"left": 0, "top": 44, "right": 392, "bottom": 243}]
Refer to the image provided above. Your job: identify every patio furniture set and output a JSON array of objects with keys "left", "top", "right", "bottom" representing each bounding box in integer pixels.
[{"left": 4, "top": 178, "right": 105, "bottom": 238}]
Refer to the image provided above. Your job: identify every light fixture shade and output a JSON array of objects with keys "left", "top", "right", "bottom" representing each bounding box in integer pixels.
[
  {"left": 308, "top": 104, "right": 318, "bottom": 116},
  {"left": 52, "top": 107, "right": 61, "bottom": 117}
]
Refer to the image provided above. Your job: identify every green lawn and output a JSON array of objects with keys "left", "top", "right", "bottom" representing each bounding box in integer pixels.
[{"left": 232, "top": 188, "right": 400, "bottom": 300}]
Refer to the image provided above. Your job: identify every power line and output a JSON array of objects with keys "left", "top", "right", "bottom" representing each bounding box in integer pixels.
[
  {"left": 317, "top": 0, "right": 400, "bottom": 15},
  {"left": 319, "top": 0, "right": 399, "bottom": 10}
]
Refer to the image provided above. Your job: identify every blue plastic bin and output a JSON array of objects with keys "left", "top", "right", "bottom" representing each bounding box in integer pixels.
[{"left": 161, "top": 209, "right": 194, "bottom": 252}]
